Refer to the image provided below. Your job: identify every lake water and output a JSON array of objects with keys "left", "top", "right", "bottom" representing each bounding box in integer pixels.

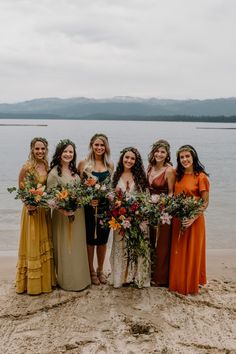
[{"left": 0, "top": 118, "right": 235, "bottom": 253}]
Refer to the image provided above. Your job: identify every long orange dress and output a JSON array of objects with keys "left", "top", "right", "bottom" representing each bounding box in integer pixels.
[
  {"left": 169, "top": 172, "right": 209, "bottom": 295},
  {"left": 148, "top": 167, "right": 172, "bottom": 286}
]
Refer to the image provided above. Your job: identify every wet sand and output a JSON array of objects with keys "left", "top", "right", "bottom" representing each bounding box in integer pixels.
[
  {"left": 0, "top": 248, "right": 235, "bottom": 353},
  {"left": 1, "top": 249, "right": 235, "bottom": 282}
]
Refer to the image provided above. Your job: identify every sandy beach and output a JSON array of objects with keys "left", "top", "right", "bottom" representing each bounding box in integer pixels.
[{"left": 0, "top": 247, "right": 235, "bottom": 354}]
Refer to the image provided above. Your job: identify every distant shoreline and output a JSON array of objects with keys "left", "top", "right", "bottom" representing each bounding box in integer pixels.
[
  {"left": 196, "top": 127, "right": 236, "bottom": 129},
  {"left": 1, "top": 116, "right": 236, "bottom": 123},
  {"left": 0, "top": 123, "right": 48, "bottom": 126}
]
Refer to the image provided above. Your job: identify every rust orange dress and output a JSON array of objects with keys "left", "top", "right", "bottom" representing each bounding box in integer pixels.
[
  {"left": 148, "top": 166, "right": 172, "bottom": 286},
  {"left": 169, "top": 172, "right": 210, "bottom": 295}
]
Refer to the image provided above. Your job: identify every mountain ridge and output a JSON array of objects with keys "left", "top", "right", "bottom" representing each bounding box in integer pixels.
[{"left": 0, "top": 96, "right": 236, "bottom": 119}]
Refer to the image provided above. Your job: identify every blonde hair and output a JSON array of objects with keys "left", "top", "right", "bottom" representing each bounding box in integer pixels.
[
  {"left": 84, "top": 133, "right": 113, "bottom": 174},
  {"left": 26, "top": 137, "right": 49, "bottom": 172}
]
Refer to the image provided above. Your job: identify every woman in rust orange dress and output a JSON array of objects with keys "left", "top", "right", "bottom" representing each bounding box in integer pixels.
[
  {"left": 169, "top": 145, "right": 210, "bottom": 295},
  {"left": 147, "top": 140, "right": 175, "bottom": 286}
]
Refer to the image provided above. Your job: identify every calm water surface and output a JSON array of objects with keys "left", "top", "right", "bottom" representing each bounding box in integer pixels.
[{"left": 0, "top": 119, "right": 235, "bottom": 253}]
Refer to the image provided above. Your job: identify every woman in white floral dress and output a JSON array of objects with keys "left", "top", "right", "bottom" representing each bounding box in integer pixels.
[{"left": 110, "top": 147, "right": 150, "bottom": 288}]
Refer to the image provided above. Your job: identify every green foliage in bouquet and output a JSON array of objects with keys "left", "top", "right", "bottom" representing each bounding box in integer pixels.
[
  {"left": 101, "top": 189, "right": 150, "bottom": 267},
  {"left": 7, "top": 173, "right": 49, "bottom": 214},
  {"left": 83, "top": 175, "right": 111, "bottom": 201},
  {"left": 47, "top": 180, "right": 91, "bottom": 211},
  {"left": 138, "top": 192, "right": 176, "bottom": 226},
  {"left": 172, "top": 192, "right": 204, "bottom": 221}
]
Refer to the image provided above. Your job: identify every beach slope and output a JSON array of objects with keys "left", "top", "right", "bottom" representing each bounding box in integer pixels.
[{"left": 0, "top": 250, "right": 235, "bottom": 353}]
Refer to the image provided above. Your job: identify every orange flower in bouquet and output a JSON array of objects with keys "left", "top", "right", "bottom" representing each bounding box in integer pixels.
[{"left": 7, "top": 173, "right": 49, "bottom": 215}]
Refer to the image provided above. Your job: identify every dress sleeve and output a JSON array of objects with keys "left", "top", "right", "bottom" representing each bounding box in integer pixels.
[
  {"left": 199, "top": 173, "right": 210, "bottom": 193},
  {"left": 47, "top": 169, "right": 58, "bottom": 189}
]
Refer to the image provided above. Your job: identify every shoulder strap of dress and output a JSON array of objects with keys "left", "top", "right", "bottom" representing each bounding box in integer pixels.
[{"left": 147, "top": 164, "right": 152, "bottom": 175}]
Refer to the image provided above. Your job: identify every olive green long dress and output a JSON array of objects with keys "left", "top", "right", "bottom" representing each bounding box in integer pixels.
[{"left": 47, "top": 167, "right": 90, "bottom": 291}]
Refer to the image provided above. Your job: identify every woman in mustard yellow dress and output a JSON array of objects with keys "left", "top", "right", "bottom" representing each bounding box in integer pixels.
[{"left": 16, "top": 137, "right": 55, "bottom": 295}]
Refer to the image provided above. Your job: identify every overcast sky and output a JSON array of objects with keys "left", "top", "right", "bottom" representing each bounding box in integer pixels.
[{"left": 0, "top": 0, "right": 235, "bottom": 103}]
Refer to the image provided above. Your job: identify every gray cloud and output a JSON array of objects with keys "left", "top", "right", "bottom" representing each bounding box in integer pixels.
[{"left": 0, "top": 0, "right": 235, "bottom": 102}]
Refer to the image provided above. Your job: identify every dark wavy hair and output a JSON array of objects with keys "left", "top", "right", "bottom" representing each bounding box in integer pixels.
[
  {"left": 49, "top": 139, "right": 78, "bottom": 177},
  {"left": 176, "top": 144, "right": 209, "bottom": 181},
  {"left": 112, "top": 147, "right": 147, "bottom": 192}
]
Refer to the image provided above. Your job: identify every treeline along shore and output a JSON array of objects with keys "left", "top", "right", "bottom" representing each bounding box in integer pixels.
[{"left": 1, "top": 113, "right": 236, "bottom": 123}]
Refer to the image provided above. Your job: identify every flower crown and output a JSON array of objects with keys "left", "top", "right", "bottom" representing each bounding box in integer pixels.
[
  {"left": 120, "top": 147, "right": 140, "bottom": 157},
  {"left": 151, "top": 140, "right": 170, "bottom": 153},
  {"left": 56, "top": 139, "right": 75, "bottom": 149},
  {"left": 30, "top": 137, "right": 48, "bottom": 148},
  {"left": 176, "top": 145, "right": 195, "bottom": 157}
]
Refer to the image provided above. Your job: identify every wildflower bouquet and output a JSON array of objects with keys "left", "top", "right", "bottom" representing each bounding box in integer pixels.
[
  {"left": 101, "top": 189, "right": 150, "bottom": 266},
  {"left": 83, "top": 174, "right": 112, "bottom": 238},
  {"left": 144, "top": 193, "right": 176, "bottom": 226},
  {"left": 83, "top": 175, "right": 111, "bottom": 202},
  {"left": 172, "top": 192, "right": 204, "bottom": 229},
  {"left": 7, "top": 173, "right": 49, "bottom": 215},
  {"left": 47, "top": 181, "right": 91, "bottom": 222}
]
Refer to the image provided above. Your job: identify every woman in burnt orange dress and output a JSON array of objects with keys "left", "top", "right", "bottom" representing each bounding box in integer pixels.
[
  {"left": 169, "top": 145, "right": 210, "bottom": 295},
  {"left": 147, "top": 140, "right": 175, "bottom": 286}
]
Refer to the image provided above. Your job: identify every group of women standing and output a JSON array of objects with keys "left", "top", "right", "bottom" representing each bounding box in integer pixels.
[{"left": 15, "top": 133, "right": 209, "bottom": 297}]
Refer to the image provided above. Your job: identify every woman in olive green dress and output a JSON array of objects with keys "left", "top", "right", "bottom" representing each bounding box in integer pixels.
[{"left": 47, "top": 139, "right": 90, "bottom": 291}]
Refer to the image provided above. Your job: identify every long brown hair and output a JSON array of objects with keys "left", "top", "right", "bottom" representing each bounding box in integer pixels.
[
  {"left": 148, "top": 139, "right": 171, "bottom": 166},
  {"left": 112, "top": 147, "right": 147, "bottom": 192},
  {"left": 49, "top": 139, "right": 78, "bottom": 177},
  {"left": 176, "top": 145, "right": 209, "bottom": 181}
]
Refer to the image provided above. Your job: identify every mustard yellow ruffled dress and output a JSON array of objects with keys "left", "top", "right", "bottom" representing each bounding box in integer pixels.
[{"left": 16, "top": 174, "right": 56, "bottom": 294}]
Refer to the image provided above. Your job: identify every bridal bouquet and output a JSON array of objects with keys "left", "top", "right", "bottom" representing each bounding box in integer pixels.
[
  {"left": 101, "top": 189, "right": 150, "bottom": 266},
  {"left": 7, "top": 173, "right": 49, "bottom": 215},
  {"left": 47, "top": 181, "right": 91, "bottom": 222}
]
